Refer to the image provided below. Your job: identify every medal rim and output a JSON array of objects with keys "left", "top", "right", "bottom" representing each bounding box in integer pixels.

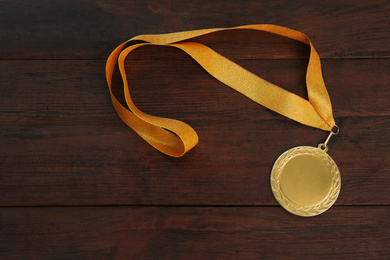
[{"left": 270, "top": 146, "right": 341, "bottom": 217}]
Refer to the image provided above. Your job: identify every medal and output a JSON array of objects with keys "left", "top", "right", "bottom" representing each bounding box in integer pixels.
[
  {"left": 271, "top": 127, "right": 340, "bottom": 216},
  {"left": 106, "top": 24, "right": 341, "bottom": 217}
]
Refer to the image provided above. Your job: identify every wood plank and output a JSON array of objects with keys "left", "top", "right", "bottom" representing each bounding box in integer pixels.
[
  {"left": 0, "top": 206, "right": 388, "bottom": 259},
  {"left": 1, "top": 58, "right": 389, "bottom": 206},
  {"left": 0, "top": 58, "right": 389, "bottom": 124},
  {"left": 1, "top": 1, "right": 387, "bottom": 259},
  {"left": 1, "top": 115, "right": 388, "bottom": 206},
  {"left": 0, "top": 0, "right": 389, "bottom": 59}
]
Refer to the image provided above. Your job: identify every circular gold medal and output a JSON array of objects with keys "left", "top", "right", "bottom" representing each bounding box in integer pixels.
[{"left": 271, "top": 146, "right": 341, "bottom": 217}]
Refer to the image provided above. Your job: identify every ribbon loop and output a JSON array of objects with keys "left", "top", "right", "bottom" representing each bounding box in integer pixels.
[{"left": 106, "top": 24, "right": 335, "bottom": 156}]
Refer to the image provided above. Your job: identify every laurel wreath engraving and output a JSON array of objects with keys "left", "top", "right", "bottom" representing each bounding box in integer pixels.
[{"left": 270, "top": 146, "right": 341, "bottom": 217}]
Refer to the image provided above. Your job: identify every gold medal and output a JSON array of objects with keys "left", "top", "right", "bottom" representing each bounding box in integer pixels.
[
  {"left": 271, "top": 129, "right": 340, "bottom": 217},
  {"left": 107, "top": 25, "right": 342, "bottom": 217}
]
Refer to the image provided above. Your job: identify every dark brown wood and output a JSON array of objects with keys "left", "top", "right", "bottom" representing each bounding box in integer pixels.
[
  {"left": 1, "top": 58, "right": 389, "bottom": 124},
  {"left": 0, "top": 206, "right": 388, "bottom": 259},
  {"left": 1, "top": 0, "right": 389, "bottom": 258},
  {"left": 0, "top": 58, "right": 389, "bottom": 206},
  {"left": 0, "top": 116, "right": 389, "bottom": 206},
  {"left": 0, "top": 0, "right": 389, "bottom": 59}
]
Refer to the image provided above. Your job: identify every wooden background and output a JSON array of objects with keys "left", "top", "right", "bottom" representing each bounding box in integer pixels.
[{"left": 1, "top": 0, "right": 389, "bottom": 259}]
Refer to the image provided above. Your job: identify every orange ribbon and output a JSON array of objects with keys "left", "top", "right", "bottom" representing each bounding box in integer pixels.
[{"left": 106, "top": 24, "right": 335, "bottom": 157}]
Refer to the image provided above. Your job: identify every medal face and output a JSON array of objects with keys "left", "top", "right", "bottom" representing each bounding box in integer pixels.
[{"left": 271, "top": 146, "right": 341, "bottom": 217}]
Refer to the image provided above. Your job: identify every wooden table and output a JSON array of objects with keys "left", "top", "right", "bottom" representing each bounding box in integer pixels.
[{"left": 1, "top": 1, "right": 389, "bottom": 259}]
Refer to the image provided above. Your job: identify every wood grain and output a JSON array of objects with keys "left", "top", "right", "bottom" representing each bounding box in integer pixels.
[
  {"left": 1, "top": 0, "right": 389, "bottom": 258},
  {"left": 1, "top": 116, "right": 388, "bottom": 206},
  {"left": 0, "top": 0, "right": 389, "bottom": 59},
  {"left": 1, "top": 57, "right": 389, "bottom": 124},
  {"left": 0, "top": 57, "right": 389, "bottom": 206},
  {"left": 0, "top": 206, "right": 388, "bottom": 260}
]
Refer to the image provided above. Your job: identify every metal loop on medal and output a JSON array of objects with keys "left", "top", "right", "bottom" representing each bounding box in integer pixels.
[
  {"left": 331, "top": 125, "right": 340, "bottom": 135},
  {"left": 318, "top": 143, "right": 329, "bottom": 152},
  {"left": 321, "top": 125, "right": 339, "bottom": 151}
]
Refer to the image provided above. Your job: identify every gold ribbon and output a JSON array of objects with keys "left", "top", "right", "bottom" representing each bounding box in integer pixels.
[{"left": 106, "top": 24, "right": 335, "bottom": 157}]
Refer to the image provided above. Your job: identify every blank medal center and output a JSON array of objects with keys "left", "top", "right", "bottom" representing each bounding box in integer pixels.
[{"left": 280, "top": 154, "right": 332, "bottom": 206}]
